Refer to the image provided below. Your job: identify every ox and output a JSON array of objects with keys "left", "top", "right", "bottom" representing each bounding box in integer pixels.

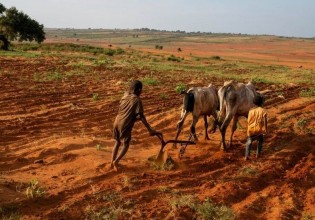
[
  {"left": 174, "top": 84, "right": 219, "bottom": 147},
  {"left": 218, "top": 80, "right": 262, "bottom": 151}
]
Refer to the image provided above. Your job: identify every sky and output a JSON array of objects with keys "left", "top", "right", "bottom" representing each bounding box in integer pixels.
[{"left": 1, "top": 0, "right": 315, "bottom": 38}]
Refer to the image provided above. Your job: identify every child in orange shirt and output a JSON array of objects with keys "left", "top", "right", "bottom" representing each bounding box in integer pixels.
[{"left": 245, "top": 95, "right": 268, "bottom": 160}]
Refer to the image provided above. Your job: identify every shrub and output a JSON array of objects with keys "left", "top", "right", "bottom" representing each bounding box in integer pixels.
[
  {"left": 211, "top": 55, "right": 221, "bottom": 60},
  {"left": 175, "top": 83, "right": 187, "bottom": 94},
  {"left": 104, "top": 49, "right": 115, "bottom": 56},
  {"left": 155, "top": 45, "right": 163, "bottom": 50},
  {"left": 167, "top": 55, "right": 181, "bottom": 62},
  {"left": 116, "top": 47, "right": 125, "bottom": 55}
]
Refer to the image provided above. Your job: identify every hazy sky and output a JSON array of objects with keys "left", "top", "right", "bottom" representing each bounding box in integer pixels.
[{"left": 2, "top": 0, "right": 315, "bottom": 38}]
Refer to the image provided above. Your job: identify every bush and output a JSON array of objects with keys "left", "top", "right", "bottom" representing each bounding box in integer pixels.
[
  {"left": 167, "top": 54, "right": 181, "bottom": 62},
  {"left": 175, "top": 83, "right": 187, "bottom": 94},
  {"left": 211, "top": 55, "right": 221, "bottom": 60},
  {"left": 104, "top": 48, "right": 115, "bottom": 56},
  {"left": 155, "top": 45, "right": 163, "bottom": 50},
  {"left": 116, "top": 47, "right": 125, "bottom": 55}
]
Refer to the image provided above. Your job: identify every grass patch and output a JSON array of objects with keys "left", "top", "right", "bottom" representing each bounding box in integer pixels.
[
  {"left": 299, "top": 87, "right": 315, "bottom": 97},
  {"left": 92, "top": 93, "right": 99, "bottom": 101},
  {"left": 238, "top": 166, "right": 258, "bottom": 177},
  {"left": 33, "top": 71, "right": 63, "bottom": 82},
  {"left": 142, "top": 77, "right": 159, "bottom": 86},
  {"left": 0, "top": 50, "right": 39, "bottom": 58},
  {"left": 160, "top": 93, "right": 169, "bottom": 99},
  {"left": 25, "top": 179, "right": 46, "bottom": 199},
  {"left": 167, "top": 54, "right": 181, "bottom": 62},
  {"left": 85, "top": 205, "right": 131, "bottom": 220},
  {"left": 196, "top": 198, "right": 235, "bottom": 220},
  {"left": 86, "top": 190, "right": 132, "bottom": 219},
  {"left": 170, "top": 194, "right": 196, "bottom": 210},
  {"left": 169, "top": 195, "right": 235, "bottom": 220}
]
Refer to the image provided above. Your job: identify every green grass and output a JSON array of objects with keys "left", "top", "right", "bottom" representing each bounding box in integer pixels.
[
  {"left": 196, "top": 198, "right": 235, "bottom": 220},
  {"left": 5, "top": 34, "right": 315, "bottom": 87},
  {"left": 0, "top": 50, "right": 40, "bottom": 58},
  {"left": 141, "top": 76, "right": 159, "bottom": 86},
  {"left": 169, "top": 195, "right": 235, "bottom": 220},
  {"left": 300, "top": 87, "right": 315, "bottom": 97},
  {"left": 175, "top": 83, "right": 187, "bottom": 94}
]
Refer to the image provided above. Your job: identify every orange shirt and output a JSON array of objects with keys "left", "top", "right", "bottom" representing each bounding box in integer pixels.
[{"left": 247, "top": 106, "right": 267, "bottom": 136}]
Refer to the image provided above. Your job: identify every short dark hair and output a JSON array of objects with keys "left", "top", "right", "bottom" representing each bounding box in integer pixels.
[
  {"left": 129, "top": 80, "right": 143, "bottom": 94},
  {"left": 253, "top": 94, "right": 265, "bottom": 106}
]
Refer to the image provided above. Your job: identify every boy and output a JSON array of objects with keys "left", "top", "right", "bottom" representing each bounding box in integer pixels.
[
  {"left": 111, "top": 80, "right": 161, "bottom": 171},
  {"left": 245, "top": 95, "right": 268, "bottom": 160}
]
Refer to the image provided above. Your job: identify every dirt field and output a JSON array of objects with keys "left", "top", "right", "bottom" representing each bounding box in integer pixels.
[{"left": 0, "top": 36, "right": 315, "bottom": 219}]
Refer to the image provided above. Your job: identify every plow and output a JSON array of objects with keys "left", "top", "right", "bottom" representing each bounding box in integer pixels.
[{"left": 155, "top": 133, "right": 196, "bottom": 161}]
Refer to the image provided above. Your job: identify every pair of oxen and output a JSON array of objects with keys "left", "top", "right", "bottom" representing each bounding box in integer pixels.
[{"left": 175, "top": 80, "right": 264, "bottom": 151}]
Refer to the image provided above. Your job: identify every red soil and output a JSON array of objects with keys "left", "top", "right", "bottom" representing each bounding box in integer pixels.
[{"left": 0, "top": 47, "right": 314, "bottom": 219}]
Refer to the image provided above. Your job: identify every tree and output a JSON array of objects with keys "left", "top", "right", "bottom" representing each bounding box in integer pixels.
[{"left": 0, "top": 3, "right": 45, "bottom": 50}]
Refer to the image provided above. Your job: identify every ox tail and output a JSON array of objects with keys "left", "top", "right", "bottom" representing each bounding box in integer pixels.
[{"left": 183, "top": 92, "right": 194, "bottom": 112}]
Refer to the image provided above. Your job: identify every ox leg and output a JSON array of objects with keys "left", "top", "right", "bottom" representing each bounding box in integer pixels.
[
  {"left": 220, "top": 112, "right": 234, "bottom": 151},
  {"left": 204, "top": 115, "right": 210, "bottom": 140},
  {"left": 190, "top": 116, "right": 199, "bottom": 142},
  {"left": 229, "top": 115, "right": 239, "bottom": 148},
  {"left": 174, "top": 111, "right": 188, "bottom": 148},
  {"left": 209, "top": 110, "right": 218, "bottom": 134}
]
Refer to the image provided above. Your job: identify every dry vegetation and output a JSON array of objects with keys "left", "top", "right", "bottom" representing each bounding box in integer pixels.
[{"left": 0, "top": 29, "right": 314, "bottom": 219}]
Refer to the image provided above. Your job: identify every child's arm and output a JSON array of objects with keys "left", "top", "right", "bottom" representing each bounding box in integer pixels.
[{"left": 139, "top": 113, "right": 160, "bottom": 136}]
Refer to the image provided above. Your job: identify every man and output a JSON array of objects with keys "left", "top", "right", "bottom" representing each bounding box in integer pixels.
[
  {"left": 245, "top": 95, "right": 268, "bottom": 160},
  {"left": 111, "top": 80, "right": 161, "bottom": 171}
]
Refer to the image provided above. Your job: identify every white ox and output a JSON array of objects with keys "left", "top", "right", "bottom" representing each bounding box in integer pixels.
[
  {"left": 174, "top": 84, "right": 219, "bottom": 146},
  {"left": 218, "top": 80, "right": 262, "bottom": 151}
]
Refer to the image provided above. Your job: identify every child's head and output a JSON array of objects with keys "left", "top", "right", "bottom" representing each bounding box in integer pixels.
[
  {"left": 253, "top": 94, "right": 265, "bottom": 107},
  {"left": 129, "top": 80, "right": 143, "bottom": 96}
]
